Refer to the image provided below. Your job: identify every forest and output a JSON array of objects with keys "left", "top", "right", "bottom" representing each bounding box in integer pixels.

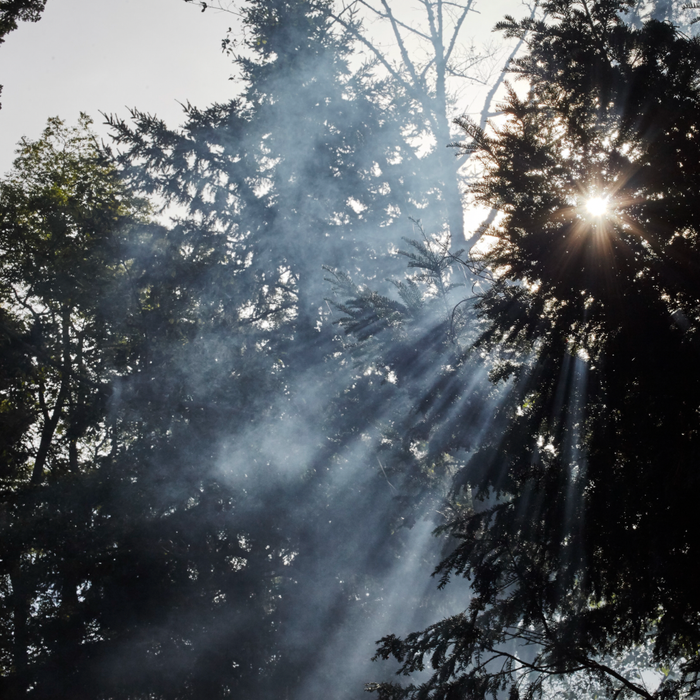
[{"left": 1, "top": 0, "right": 700, "bottom": 698}]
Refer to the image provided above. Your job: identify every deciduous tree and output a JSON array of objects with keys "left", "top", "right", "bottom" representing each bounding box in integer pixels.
[{"left": 0, "top": 116, "right": 294, "bottom": 699}]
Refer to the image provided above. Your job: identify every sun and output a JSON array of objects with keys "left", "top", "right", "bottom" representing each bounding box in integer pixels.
[{"left": 585, "top": 196, "right": 609, "bottom": 217}]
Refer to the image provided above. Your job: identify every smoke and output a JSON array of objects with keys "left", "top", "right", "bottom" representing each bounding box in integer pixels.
[
  {"left": 207, "top": 343, "right": 492, "bottom": 699},
  {"left": 69, "top": 1, "right": 534, "bottom": 698},
  {"left": 12, "top": 2, "right": 699, "bottom": 698}
]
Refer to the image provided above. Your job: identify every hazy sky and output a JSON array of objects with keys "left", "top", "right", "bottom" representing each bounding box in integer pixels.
[
  {"left": 0, "top": 0, "right": 235, "bottom": 174},
  {"left": 0, "top": 0, "right": 521, "bottom": 176}
]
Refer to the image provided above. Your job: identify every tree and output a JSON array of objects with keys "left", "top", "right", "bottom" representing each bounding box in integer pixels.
[
  {"left": 187, "top": 0, "right": 539, "bottom": 247},
  {"left": 109, "top": 2, "right": 498, "bottom": 695},
  {"left": 0, "top": 116, "right": 299, "bottom": 699},
  {"left": 351, "top": 1, "right": 700, "bottom": 697},
  {"left": 0, "top": 114, "right": 145, "bottom": 697},
  {"left": 0, "top": 0, "right": 45, "bottom": 43}
]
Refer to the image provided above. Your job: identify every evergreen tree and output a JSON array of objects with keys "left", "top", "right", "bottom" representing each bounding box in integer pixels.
[
  {"left": 354, "top": 1, "right": 700, "bottom": 698},
  {"left": 190, "top": 0, "right": 499, "bottom": 245},
  {"left": 115, "top": 0, "right": 432, "bottom": 354},
  {"left": 107, "top": 3, "right": 477, "bottom": 695}
]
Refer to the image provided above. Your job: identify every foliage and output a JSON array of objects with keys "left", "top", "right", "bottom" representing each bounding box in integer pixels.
[
  {"left": 186, "top": 0, "right": 508, "bottom": 244},
  {"left": 360, "top": 1, "right": 700, "bottom": 698},
  {"left": 11, "top": 2, "right": 700, "bottom": 699},
  {"left": 0, "top": 0, "right": 46, "bottom": 44},
  {"left": 0, "top": 114, "right": 144, "bottom": 488},
  {"left": 106, "top": 1, "right": 481, "bottom": 695},
  {"left": 0, "top": 116, "right": 295, "bottom": 699},
  {"left": 105, "top": 1, "right": 525, "bottom": 696},
  {"left": 0, "top": 115, "right": 141, "bottom": 696}
]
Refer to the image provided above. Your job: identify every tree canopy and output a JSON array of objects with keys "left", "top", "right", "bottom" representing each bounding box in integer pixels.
[
  {"left": 0, "top": 0, "right": 46, "bottom": 44},
  {"left": 356, "top": 1, "right": 700, "bottom": 698},
  {"left": 0, "top": 114, "right": 297, "bottom": 699},
  {"left": 2, "top": 1, "right": 700, "bottom": 699}
]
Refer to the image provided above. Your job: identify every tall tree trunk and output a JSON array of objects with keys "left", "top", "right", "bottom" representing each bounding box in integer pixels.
[
  {"left": 31, "top": 306, "right": 71, "bottom": 485},
  {"left": 9, "top": 558, "right": 29, "bottom": 699}
]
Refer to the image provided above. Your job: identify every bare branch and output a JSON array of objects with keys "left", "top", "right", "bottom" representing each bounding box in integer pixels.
[
  {"left": 421, "top": 0, "right": 440, "bottom": 55},
  {"left": 379, "top": 0, "right": 421, "bottom": 87},
  {"left": 478, "top": 0, "right": 540, "bottom": 133},
  {"left": 352, "top": 0, "right": 431, "bottom": 40},
  {"left": 328, "top": 10, "right": 411, "bottom": 92},
  {"left": 444, "top": 0, "right": 475, "bottom": 65}
]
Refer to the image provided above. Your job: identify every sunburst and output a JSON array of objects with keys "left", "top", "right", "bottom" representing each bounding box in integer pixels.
[{"left": 585, "top": 196, "right": 609, "bottom": 217}]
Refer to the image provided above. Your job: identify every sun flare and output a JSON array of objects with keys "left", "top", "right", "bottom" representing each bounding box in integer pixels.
[{"left": 585, "top": 196, "right": 609, "bottom": 217}]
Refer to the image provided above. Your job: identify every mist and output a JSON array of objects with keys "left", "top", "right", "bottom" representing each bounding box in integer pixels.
[
  {"left": 102, "top": 2, "right": 515, "bottom": 696},
  {"left": 2, "top": 1, "right": 699, "bottom": 699}
]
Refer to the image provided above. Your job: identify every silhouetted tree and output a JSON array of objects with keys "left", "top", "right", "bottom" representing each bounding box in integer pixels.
[
  {"left": 0, "top": 0, "right": 45, "bottom": 44},
  {"left": 0, "top": 116, "right": 298, "bottom": 699},
  {"left": 0, "top": 114, "right": 148, "bottom": 697},
  {"left": 351, "top": 1, "right": 700, "bottom": 698},
  {"left": 108, "top": 2, "right": 479, "bottom": 696}
]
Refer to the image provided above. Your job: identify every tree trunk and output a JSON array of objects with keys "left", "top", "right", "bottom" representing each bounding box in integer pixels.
[{"left": 31, "top": 307, "right": 72, "bottom": 485}]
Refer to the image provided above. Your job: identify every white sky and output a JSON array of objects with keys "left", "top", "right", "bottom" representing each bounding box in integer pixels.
[
  {"left": 0, "top": 0, "right": 522, "bottom": 177},
  {"left": 0, "top": 0, "right": 236, "bottom": 175}
]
